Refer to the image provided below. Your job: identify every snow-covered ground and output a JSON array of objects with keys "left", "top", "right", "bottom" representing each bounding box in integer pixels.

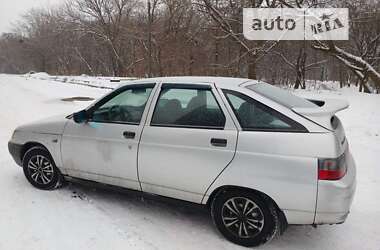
[
  {"left": 25, "top": 72, "right": 137, "bottom": 89},
  {"left": 0, "top": 74, "right": 379, "bottom": 250}
]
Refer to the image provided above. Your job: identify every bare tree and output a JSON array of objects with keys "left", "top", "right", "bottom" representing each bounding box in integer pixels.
[
  {"left": 313, "top": 40, "right": 380, "bottom": 92},
  {"left": 0, "top": 0, "right": 378, "bottom": 95},
  {"left": 278, "top": 0, "right": 380, "bottom": 92},
  {"left": 196, "top": 0, "right": 279, "bottom": 79},
  {"left": 274, "top": 43, "right": 327, "bottom": 89},
  {"left": 66, "top": 0, "right": 138, "bottom": 76}
]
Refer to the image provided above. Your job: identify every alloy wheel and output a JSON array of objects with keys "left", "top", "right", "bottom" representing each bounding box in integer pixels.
[
  {"left": 221, "top": 197, "right": 265, "bottom": 239},
  {"left": 27, "top": 155, "right": 55, "bottom": 185}
]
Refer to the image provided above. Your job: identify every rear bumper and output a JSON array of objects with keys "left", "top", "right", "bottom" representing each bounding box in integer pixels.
[
  {"left": 314, "top": 151, "right": 357, "bottom": 224},
  {"left": 8, "top": 141, "right": 23, "bottom": 166},
  {"left": 314, "top": 211, "right": 350, "bottom": 224}
]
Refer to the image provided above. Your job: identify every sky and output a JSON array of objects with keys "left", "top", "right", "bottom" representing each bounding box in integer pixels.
[{"left": 0, "top": 0, "right": 61, "bottom": 34}]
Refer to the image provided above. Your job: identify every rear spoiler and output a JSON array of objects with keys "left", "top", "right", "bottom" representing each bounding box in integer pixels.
[{"left": 292, "top": 99, "right": 349, "bottom": 130}]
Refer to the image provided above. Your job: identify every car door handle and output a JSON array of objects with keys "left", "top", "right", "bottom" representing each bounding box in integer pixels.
[
  {"left": 123, "top": 131, "right": 136, "bottom": 139},
  {"left": 210, "top": 138, "right": 227, "bottom": 147}
]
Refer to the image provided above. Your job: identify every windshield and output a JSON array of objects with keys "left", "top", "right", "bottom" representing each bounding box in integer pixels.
[{"left": 246, "top": 83, "right": 318, "bottom": 109}]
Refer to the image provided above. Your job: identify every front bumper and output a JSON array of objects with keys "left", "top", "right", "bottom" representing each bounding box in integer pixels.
[
  {"left": 8, "top": 141, "right": 23, "bottom": 166},
  {"left": 314, "top": 151, "right": 357, "bottom": 224}
]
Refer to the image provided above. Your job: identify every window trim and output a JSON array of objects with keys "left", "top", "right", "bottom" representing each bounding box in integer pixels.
[
  {"left": 150, "top": 84, "right": 226, "bottom": 130},
  {"left": 86, "top": 83, "right": 156, "bottom": 125},
  {"left": 222, "top": 89, "right": 308, "bottom": 133},
  {"left": 161, "top": 83, "right": 212, "bottom": 90},
  {"left": 150, "top": 123, "right": 225, "bottom": 130}
]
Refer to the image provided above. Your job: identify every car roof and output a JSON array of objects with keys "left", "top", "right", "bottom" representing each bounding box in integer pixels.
[{"left": 122, "top": 76, "right": 260, "bottom": 89}]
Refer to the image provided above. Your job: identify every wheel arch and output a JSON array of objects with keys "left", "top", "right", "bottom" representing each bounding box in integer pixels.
[
  {"left": 206, "top": 185, "right": 288, "bottom": 232},
  {"left": 21, "top": 142, "right": 51, "bottom": 163}
]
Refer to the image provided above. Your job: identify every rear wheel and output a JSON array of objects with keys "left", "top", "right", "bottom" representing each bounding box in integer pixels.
[
  {"left": 211, "top": 189, "right": 280, "bottom": 247},
  {"left": 22, "top": 147, "right": 62, "bottom": 190}
]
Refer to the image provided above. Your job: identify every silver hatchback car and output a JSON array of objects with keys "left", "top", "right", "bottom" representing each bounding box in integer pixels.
[{"left": 8, "top": 77, "right": 356, "bottom": 247}]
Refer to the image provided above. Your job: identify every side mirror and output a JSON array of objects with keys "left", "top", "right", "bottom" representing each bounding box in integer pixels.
[{"left": 73, "top": 110, "right": 88, "bottom": 123}]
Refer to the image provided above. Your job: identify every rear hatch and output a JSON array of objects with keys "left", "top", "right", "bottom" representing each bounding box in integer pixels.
[{"left": 245, "top": 82, "right": 350, "bottom": 181}]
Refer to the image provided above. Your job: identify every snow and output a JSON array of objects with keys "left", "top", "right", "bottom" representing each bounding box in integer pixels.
[
  {"left": 1, "top": 74, "right": 379, "bottom": 250},
  {"left": 25, "top": 72, "right": 138, "bottom": 90}
]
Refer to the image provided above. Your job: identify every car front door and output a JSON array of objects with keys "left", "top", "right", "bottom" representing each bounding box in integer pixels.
[
  {"left": 61, "top": 83, "right": 156, "bottom": 190},
  {"left": 138, "top": 83, "right": 238, "bottom": 203}
]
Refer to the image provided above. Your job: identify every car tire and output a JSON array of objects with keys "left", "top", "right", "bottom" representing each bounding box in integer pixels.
[
  {"left": 22, "top": 146, "right": 63, "bottom": 190},
  {"left": 211, "top": 189, "right": 280, "bottom": 247}
]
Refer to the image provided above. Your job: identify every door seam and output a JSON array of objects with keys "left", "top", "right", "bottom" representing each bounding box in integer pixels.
[
  {"left": 200, "top": 129, "right": 239, "bottom": 204},
  {"left": 136, "top": 82, "right": 161, "bottom": 192},
  {"left": 201, "top": 83, "right": 240, "bottom": 204}
]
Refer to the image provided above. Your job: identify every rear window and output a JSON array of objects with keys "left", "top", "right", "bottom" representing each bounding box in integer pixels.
[
  {"left": 223, "top": 89, "right": 307, "bottom": 132},
  {"left": 247, "top": 83, "right": 318, "bottom": 109}
]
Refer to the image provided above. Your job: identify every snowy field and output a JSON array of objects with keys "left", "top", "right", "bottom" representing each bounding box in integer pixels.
[{"left": 0, "top": 74, "right": 379, "bottom": 250}]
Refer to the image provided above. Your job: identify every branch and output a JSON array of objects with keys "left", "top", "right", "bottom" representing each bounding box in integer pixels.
[
  {"left": 125, "top": 58, "right": 144, "bottom": 71},
  {"left": 272, "top": 51, "right": 296, "bottom": 69},
  {"left": 305, "top": 60, "right": 327, "bottom": 69}
]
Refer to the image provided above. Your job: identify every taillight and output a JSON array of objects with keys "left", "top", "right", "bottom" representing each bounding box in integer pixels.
[{"left": 318, "top": 153, "right": 347, "bottom": 180}]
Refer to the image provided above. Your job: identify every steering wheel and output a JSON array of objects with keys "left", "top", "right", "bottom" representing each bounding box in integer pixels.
[
  {"left": 108, "top": 105, "right": 131, "bottom": 122},
  {"left": 108, "top": 105, "right": 123, "bottom": 121}
]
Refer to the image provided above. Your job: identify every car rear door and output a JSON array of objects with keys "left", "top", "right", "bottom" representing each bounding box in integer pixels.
[{"left": 138, "top": 83, "right": 238, "bottom": 203}]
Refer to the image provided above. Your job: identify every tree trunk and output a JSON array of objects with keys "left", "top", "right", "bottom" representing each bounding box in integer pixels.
[
  {"left": 189, "top": 50, "right": 194, "bottom": 75},
  {"left": 361, "top": 74, "right": 371, "bottom": 93},
  {"left": 214, "top": 28, "right": 219, "bottom": 76},
  {"left": 339, "top": 64, "right": 344, "bottom": 88},
  {"left": 248, "top": 61, "right": 257, "bottom": 80},
  {"left": 295, "top": 47, "right": 306, "bottom": 89},
  {"left": 294, "top": 74, "right": 301, "bottom": 89},
  {"left": 247, "top": 54, "right": 257, "bottom": 80},
  {"left": 147, "top": 0, "right": 153, "bottom": 77},
  {"left": 40, "top": 55, "right": 46, "bottom": 72}
]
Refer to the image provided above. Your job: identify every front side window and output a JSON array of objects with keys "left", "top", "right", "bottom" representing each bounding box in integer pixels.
[
  {"left": 91, "top": 85, "right": 153, "bottom": 124},
  {"left": 151, "top": 86, "right": 225, "bottom": 129},
  {"left": 223, "top": 90, "right": 306, "bottom": 132}
]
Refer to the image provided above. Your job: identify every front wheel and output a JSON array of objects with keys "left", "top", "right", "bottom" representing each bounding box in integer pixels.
[
  {"left": 211, "top": 189, "right": 280, "bottom": 247},
  {"left": 22, "top": 147, "right": 63, "bottom": 190}
]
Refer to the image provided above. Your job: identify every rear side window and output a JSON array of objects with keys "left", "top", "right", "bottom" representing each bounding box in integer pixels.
[
  {"left": 223, "top": 90, "right": 307, "bottom": 132},
  {"left": 151, "top": 86, "right": 225, "bottom": 129}
]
